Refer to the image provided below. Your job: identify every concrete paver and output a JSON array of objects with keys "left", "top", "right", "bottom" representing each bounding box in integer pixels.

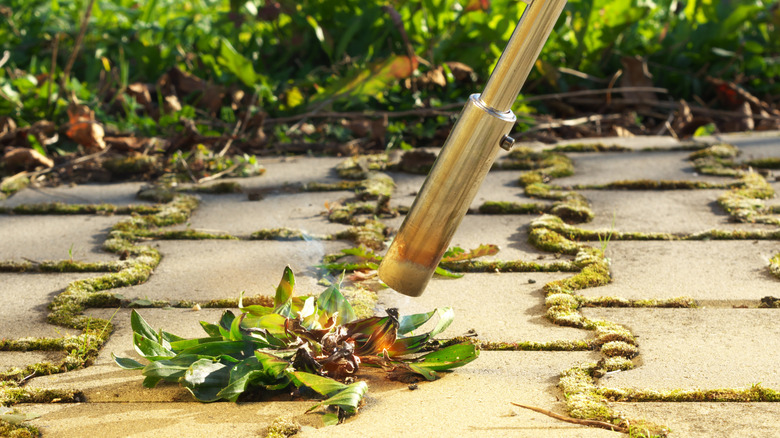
[
  {"left": 186, "top": 192, "right": 350, "bottom": 237},
  {"left": 579, "top": 189, "right": 778, "bottom": 234},
  {"left": 0, "top": 215, "right": 118, "bottom": 262},
  {"left": 0, "top": 273, "right": 83, "bottom": 338},
  {"left": 113, "top": 240, "right": 351, "bottom": 302},
  {"left": 582, "top": 241, "right": 780, "bottom": 302},
  {"left": 378, "top": 273, "right": 590, "bottom": 343},
  {"left": 0, "top": 182, "right": 144, "bottom": 208},
  {"left": 613, "top": 402, "right": 780, "bottom": 438},
  {"left": 555, "top": 151, "right": 734, "bottom": 186},
  {"left": 583, "top": 308, "right": 780, "bottom": 390}
]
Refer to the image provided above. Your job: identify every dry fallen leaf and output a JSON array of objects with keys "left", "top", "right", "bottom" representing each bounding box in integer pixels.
[
  {"left": 3, "top": 146, "right": 55, "bottom": 170},
  {"left": 66, "top": 103, "right": 106, "bottom": 152}
]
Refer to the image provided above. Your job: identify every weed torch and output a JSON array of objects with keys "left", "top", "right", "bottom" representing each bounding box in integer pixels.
[{"left": 378, "top": 0, "right": 567, "bottom": 297}]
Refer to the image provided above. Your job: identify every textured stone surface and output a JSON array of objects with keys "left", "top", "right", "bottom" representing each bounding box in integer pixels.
[
  {"left": 0, "top": 215, "right": 118, "bottom": 262},
  {"left": 0, "top": 273, "right": 82, "bottom": 338},
  {"left": 583, "top": 241, "right": 780, "bottom": 302}
]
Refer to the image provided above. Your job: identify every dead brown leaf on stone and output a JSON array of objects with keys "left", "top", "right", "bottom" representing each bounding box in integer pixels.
[
  {"left": 66, "top": 103, "right": 106, "bottom": 152},
  {"left": 3, "top": 147, "right": 54, "bottom": 171}
]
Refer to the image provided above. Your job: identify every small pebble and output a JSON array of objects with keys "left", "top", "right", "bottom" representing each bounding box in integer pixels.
[{"left": 528, "top": 279, "right": 536, "bottom": 284}]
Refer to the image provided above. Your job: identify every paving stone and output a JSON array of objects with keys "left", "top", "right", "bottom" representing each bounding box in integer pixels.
[
  {"left": 113, "top": 240, "right": 350, "bottom": 302},
  {"left": 553, "top": 135, "right": 684, "bottom": 151},
  {"left": 579, "top": 189, "right": 778, "bottom": 234},
  {"left": 384, "top": 214, "right": 558, "bottom": 263},
  {"left": 0, "top": 215, "right": 118, "bottom": 262},
  {"left": 613, "top": 402, "right": 780, "bottom": 438},
  {"left": 233, "top": 156, "right": 344, "bottom": 191},
  {"left": 0, "top": 351, "right": 66, "bottom": 371},
  {"left": 0, "top": 182, "right": 144, "bottom": 208},
  {"left": 388, "top": 169, "right": 549, "bottom": 212},
  {"left": 0, "top": 273, "right": 83, "bottom": 338},
  {"left": 554, "top": 150, "right": 733, "bottom": 187},
  {"left": 19, "top": 401, "right": 318, "bottom": 438},
  {"left": 710, "top": 131, "right": 780, "bottom": 160},
  {"left": 300, "top": 351, "right": 619, "bottom": 438},
  {"left": 581, "top": 241, "right": 780, "bottom": 302},
  {"left": 582, "top": 308, "right": 780, "bottom": 390},
  {"left": 379, "top": 273, "right": 590, "bottom": 343},
  {"left": 186, "top": 192, "right": 351, "bottom": 236}
]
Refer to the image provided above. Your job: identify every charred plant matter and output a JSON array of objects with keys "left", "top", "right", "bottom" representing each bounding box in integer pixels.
[{"left": 115, "top": 267, "right": 477, "bottom": 424}]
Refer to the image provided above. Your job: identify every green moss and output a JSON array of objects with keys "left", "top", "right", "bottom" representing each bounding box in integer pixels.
[
  {"left": 498, "top": 147, "right": 575, "bottom": 178},
  {"left": 251, "top": 228, "right": 311, "bottom": 241},
  {"left": 0, "top": 261, "right": 34, "bottom": 272},
  {"left": 135, "top": 230, "right": 238, "bottom": 240},
  {"left": 189, "top": 181, "right": 243, "bottom": 194},
  {"left": 440, "top": 337, "right": 592, "bottom": 351},
  {"left": 528, "top": 227, "right": 580, "bottom": 254},
  {"left": 200, "top": 295, "right": 275, "bottom": 308},
  {"left": 339, "top": 285, "right": 378, "bottom": 320},
  {"left": 478, "top": 201, "right": 549, "bottom": 215},
  {"left": 581, "top": 296, "right": 697, "bottom": 308},
  {"left": 0, "top": 385, "right": 84, "bottom": 406},
  {"left": 0, "top": 174, "right": 30, "bottom": 197},
  {"left": 438, "top": 259, "right": 578, "bottom": 273},
  {"left": 573, "top": 179, "right": 734, "bottom": 190},
  {"left": 759, "top": 296, "right": 780, "bottom": 308},
  {"left": 0, "top": 418, "right": 40, "bottom": 437},
  {"left": 689, "top": 143, "right": 739, "bottom": 160},
  {"left": 770, "top": 253, "right": 780, "bottom": 280},
  {"left": 265, "top": 416, "right": 301, "bottom": 438},
  {"left": 718, "top": 172, "right": 778, "bottom": 225},
  {"left": 327, "top": 201, "right": 377, "bottom": 224},
  {"left": 551, "top": 143, "right": 631, "bottom": 153},
  {"left": 599, "top": 383, "right": 780, "bottom": 402},
  {"left": 543, "top": 258, "right": 610, "bottom": 294},
  {"left": 302, "top": 180, "right": 360, "bottom": 192},
  {"left": 103, "top": 155, "right": 158, "bottom": 177},
  {"left": 356, "top": 172, "right": 394, "bottom": 201},
  {"left": 550, "top": 196, "right": 594, "bottom": 223},
  {"left": 333, "top": 220, "right": 388, "bottom": 250},
  {"left": 559, "top": 366, "right": 615, "bottom": 421},
  {"left": 600, "top": 341, "right": 638, "bottom": 358},
  {"left": 746, "top": 157, "right": 780, "bottom": 169},
  {"left": 336, "top": 154, "right": 389, "bottom": 179}
]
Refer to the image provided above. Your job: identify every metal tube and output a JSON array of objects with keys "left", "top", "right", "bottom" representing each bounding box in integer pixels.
[
  {"left": 378, "top": 0, "right": 566, "bottom": 297},
  {"left": 480, "top": 0, "right": 568, "bottom": 112}
]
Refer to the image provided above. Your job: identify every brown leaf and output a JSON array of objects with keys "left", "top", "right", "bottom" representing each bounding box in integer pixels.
[
  {"left": 163, "top": 94, "right": 182, "bottom": 113},
  {"left": 444, "top": 61, "right": 476, "bottom": 82},
  {"left": 104, "top": 136, "right": 148, "bottom": 151},
  {"left": 619, "top": 56, "right": 657, "bottom": 106},
  {"left": 672, "top": 99, "right": 693, "bottom": 135},
  {"left": 3, "top": 147, "right": 54, "bottom": 171},
  {"left": 66, "top": 103, "right": 106, "bottom": 152},
  {"left": 127, "top": 83, "right": 153, "bottom": 107}
]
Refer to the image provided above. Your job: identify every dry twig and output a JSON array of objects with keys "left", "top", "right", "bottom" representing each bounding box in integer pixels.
[{"left": 510, "top": 402, "right": 628, "bottom": 433}]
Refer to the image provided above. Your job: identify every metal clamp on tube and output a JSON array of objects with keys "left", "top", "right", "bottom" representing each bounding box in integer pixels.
[{"left": 378, "top": 0, "right": 567, "bottom": 297}]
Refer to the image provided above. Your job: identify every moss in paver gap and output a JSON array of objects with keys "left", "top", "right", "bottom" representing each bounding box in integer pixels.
[
  {"left": 186, "top": 181, "right": 244, "bottom": 194},
  {"left": 599, "top": 384, "right": 780, "bottom": 402},
  {"left": 0, "top": 174, "right": 30, "bottom": 199},
  {"left": 437, "top": 259, "right": 579, "bottom": 273},
  {"left": 523, "top": 183, "right": 594, "bottom": 224},
  {"left": 0, "top": 260, "right": 127, "bottom": 273},
  {"left": 0, "top": 202, "right": 161, "bottom": 215},
  {"left": 572, "top": 179, "right": 737, "bottom": 190},
  {"left": 436, "top": 336, "right": 593, "bottom": 351},
  {"left": 102, "top": 156, "right": 159, "bottom": 177},
  {"left": 477, "top": 201, "right": 550, "bottom": 215},
  {"left": 336, "top": 154, "right": 390, "bottom": 179},
  {"left": 689, "top": 143, "right": 742, "bottom": 177},
  {"left": 746, "top": 157, "right": 780, "bottom": 169},
  {"left": 718, "top": 172, "right": 778, "bottom": 225},
  {"left": 770, "top": 253, "right": 780, "bottom": 280},
  {"left": 264, "top": 416, "right": 301, "bottom": 438}
]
